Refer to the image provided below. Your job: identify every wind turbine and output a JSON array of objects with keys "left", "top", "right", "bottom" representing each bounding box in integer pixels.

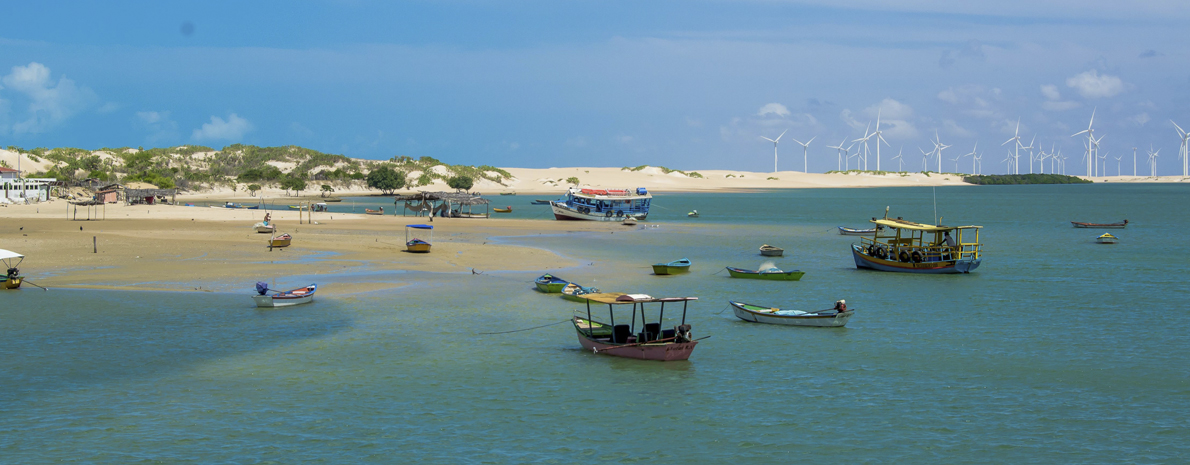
[
  {"left": 1002, "top": 152, "right": 1013, "bottom": 174},
  {"left": 1114, "top": 155, "right": 1122, "bottom": 176},
  {"left": 932, "top": 131, "right": 950, "bottom": 173},
  {"left": 892, "top": 147, "right": 904, "bottom": 171},
  {"left": 827, "top": 138, "right": 848, "bottom": 171},
  {"left": 1092, "top": 134, "right": 1105, "bottom": 177},
  {"left": 1173, "top": 120, "right": 1189, "bottom": 177},
  {"left": 872, "top": 110, "right": 891, "bottom": 171},
  {"left": 791, "top": 136, "right": 816, "bottom": 173},
  {"left": 1023, "top": 135, "right": 1036, "bottom": 174},
  {"left": 1071, "top": 109, "right": 1097, "bottom": 177},
  {"left": 852, "top": 122, "right": 873, "bottom": 171},
  {"left": 1132, "top": 147, "right": 1138, "bottom": 177},
  {"left": 964, "top": 143, "right": 978, "bottom": 174},
  {"left": 919, "top": 147, "right": 932, "bottom": 172},
  {"left": 1148, "top": 146, "right": 1160, "bottom": 177},
  {"left": 1002, "top": 118, "right": 1024, "bottom": 175},
  {"left": 761, "top": 129, "right": 788, "bottom": 173},
  {"left": 973, "top": 152, "right": 983, "bottom": 175}
]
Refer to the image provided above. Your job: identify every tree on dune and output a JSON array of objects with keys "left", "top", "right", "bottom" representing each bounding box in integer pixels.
[
  {"left": 366, "top": 166, "right": 406, "bottom": 195},
  {"left": 447, "top": 175, "right": 473, "bottom": 192}
]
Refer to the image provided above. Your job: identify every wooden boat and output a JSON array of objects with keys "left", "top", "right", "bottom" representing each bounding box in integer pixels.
[
  {"left": 726, "top": 266, "right": 804, "bottom": 281},
  {"left": 323, "top": 198, "right": 343, "bottom": 202},
  {"left": 499, "top": 192, "right": 516, "bottom": 196},
  {"left": 1096, "top": 233, "right": 1119, "bottom": 244},
  {"left": 838, "top": 226, "right": 879, "bottom": 236},
  {"left": 288, "top": 205, "right": 302, "bottom": 210},
  {"left": 253, "top": 222, "right": 275, "bottom": 233},
  {"left": 551, "top": 187, "right": 652, "bottom": 221},
  {"left": 531, "top": 200, "right": 552, "bottom": 205},
  {"left": 560, "top": 283, "right": 603, "bottom": 302},
  {"left": 405, "top": 224, "right": 433, "bottom": 253},
  {"left": 622, "top": 217, "right": 637, "bottom": 226},
  {"left": 493, "top": 206, "right": 513, "bottom": 213},
  {"left": 729, "top": 300, "right": 853, "bottom": 327},
  {"left": 224, "top": 202, "right": 260, "bottom": 209},
  {"left": 759, "top": 244, "right": 784, "bottom": 256},
  {"left": 652, "top": 258, "right": 692, "bottom": 275},
  {"left": 252, "top": 282, "right": 316, "bottom": 307},
  {"left": 850, "top": 209, "right": 983, "bottom": 274},
  {"left": 571, "top": 294, "right": 700, "bottom": 361},
  {"left": 269, "top": 233, "right": 292, "bottom": 248},
  {"left": 1072, "top": 220, "right": 1128, "bottom": 229},
  {"left": 687, "top": 210, "right": 699, "bottom": 218},
  {"left": 1, "top": 249, "right": 22, "bottom": 290},
  {"left": 534, "top": 274, "right": 569, "bottom": 293},
  {"left": 365, "top": 208, "right": 384, "bottom": 215}
]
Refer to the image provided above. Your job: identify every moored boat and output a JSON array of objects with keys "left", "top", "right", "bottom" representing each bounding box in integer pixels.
[
  {"left": 535, "top": 274, "right": 569, "bottom": 293},
  {"left": 838, "top": 226, "right": 880, "bottom": 235},
  {"left": 759, "top": 244, "right": 784, "bottom": 256},
  {"left": 323, "top": 198, "right": 343, "bottom": 202},
  {"left": 268, "top": 233, "right": 292, "bottom": 248},
  {"left": 252, "top": 282, "right": 316, "bottom": 307},
  {"left": 726, "top": 266, "right": 804, "bottom": 281},
  {"left": 1, "top": 248, "right": 25, "bottom": 290},
  {"left": 572, "top": 294, "right": 700, "bottom": 361},
  {"left": 1096, "top": 233, "right": 1119, "bottom": 244},
  {"left": 729, "top": 300, "right": 853, "bottom": 327},
  {"left": 652, "top": 258, "right": 692, "bottom": 275},
  {"left": 560, "top": 282, "right": 603, "bottom": 302},
  {"left": 531, "top": 199, "right": 552, "bottom": 205},
  {"left": 365, "top": 208, "right": 384, "bottom": 215},
  {"left": 551, "top": 187, "right": 652, "bottom": 221},
  {"left": 405, "top": 224, "right": 433, "bottom": 253},
  {"left": 253, "top": 222, "right": 275, "bottom": 233},
  {"left": 622, "top": 217, "right": 637, "bottom": 226},
  {"left": 493, "top": 206, "right": 512, "bottom": 213},
  {"left": 499, "top": 192, "right": 516, "bottom": 196},
  {"left": 688, "top": 210, "right": 699, "bottom": 218},
  {"left": 850, "top": 210, "right": 983, "bottom": 274},
  {"left": 1072, "top": 220, "right": 1128, "bottom": 229}
]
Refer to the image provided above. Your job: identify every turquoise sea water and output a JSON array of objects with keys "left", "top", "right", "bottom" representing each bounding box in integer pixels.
[{"left": 4, "top": 184, "right": 1189, "bottom": 463}]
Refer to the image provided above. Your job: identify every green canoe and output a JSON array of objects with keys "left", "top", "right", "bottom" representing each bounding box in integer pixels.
[{"left": 726, "top": 266, "right": 805, "bottom": 281}]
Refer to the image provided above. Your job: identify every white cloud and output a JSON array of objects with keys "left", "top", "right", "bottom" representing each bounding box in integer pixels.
[
  {"left": 1066, "top": 70, "right": 1125, "bottom": 99},
  {"left": 864, "top": 98, "right": 914, "bottom": 120},
  {"left": 1040, "top": 84, "right": 1061, "bottom": 101},
  {"left": 136, "top": 110, "right": 179, "bottom": 145},
  {"left": 1126, "top": 112, "right": 1150, "bottom": 126},
  {"left": 0, "top": 62, "right": 97, "bottom": 134},
  {"left": 191, "top": 113, "right": 253, "bottom": 141},
  {"left": 757, "top": 103, "right": 790, "bottom": 118},
  {"left": 942, "top": 119, "right": 974, "bottom": 138}
]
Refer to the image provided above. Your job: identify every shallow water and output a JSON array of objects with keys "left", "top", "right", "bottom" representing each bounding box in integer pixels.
[{"left": 3, "top": 184, "right": 1188, "bottom": 462}]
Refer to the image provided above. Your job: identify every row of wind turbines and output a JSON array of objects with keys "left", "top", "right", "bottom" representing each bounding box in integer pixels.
[{"left": 760, "top": 109, "right": 1190, "bottom": 178}]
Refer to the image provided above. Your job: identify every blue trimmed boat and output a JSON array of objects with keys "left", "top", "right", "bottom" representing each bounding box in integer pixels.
[
  {"left": 535, "top": 274, "right": 569, "bottom": 293},
  {"left": 850, "top": 211, "right": 983, "bottom": 274}
]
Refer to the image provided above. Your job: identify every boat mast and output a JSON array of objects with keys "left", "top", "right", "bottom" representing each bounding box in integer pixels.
[{"left": 681, "top": 300, "right": 688, "bottom": 325}]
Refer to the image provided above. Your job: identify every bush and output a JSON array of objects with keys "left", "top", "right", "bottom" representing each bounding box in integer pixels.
[
  {"left": 367, "top": 167, "right": 407, "bottom": 194},
  {"left": 566, "top": 176, "right": 580, "bottom": 185},
  {"left": 279, "top": 176, "right": 307, "bottom": 195},
  {"left": 447, "top": 175, "right": 474, "bottom": 191},
  {"left": 321, "top": 184, "right": 334, "bottom": 197},
  {"left": 248, "top": 184, "right": 261, "bottom": 196}
]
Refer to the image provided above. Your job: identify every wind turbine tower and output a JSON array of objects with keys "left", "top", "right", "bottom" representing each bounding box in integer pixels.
[
  {"left": 791, "top": 136, "right": 816, "bottom": 173},
  {"left": 933, "top": 131, "right": 950, "bottom": 173},
  {"left": 1173, "top": 120, "right": 1189, "bottom": 177},
  {"left": 1002, "top": 119, "right": 1024, "bottom": 175},
  {"left": 872, "top": 111, "right": 891, "bottom": 171},
  {"left": 760, "top": 129, "right": 788, "bottom": 173},
  {"left": 1071, "top": 109, "right": 1097, "bottom": 177}
]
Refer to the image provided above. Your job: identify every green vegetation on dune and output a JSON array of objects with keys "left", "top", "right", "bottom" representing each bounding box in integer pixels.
[{"left": 963, "top": 174, "right": 1091, "bottom": 185}]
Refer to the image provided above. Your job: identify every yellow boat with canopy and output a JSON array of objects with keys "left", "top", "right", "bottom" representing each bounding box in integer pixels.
[{"left": 850, "top": 209, "right": 983, "bottom": 274}]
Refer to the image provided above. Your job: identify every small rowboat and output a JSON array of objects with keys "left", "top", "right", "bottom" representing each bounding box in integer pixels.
[
  {"left": 535, "top": 274, "right": 569, "bottom": 293},
  {"left": 729, "top": 301, "right": 853, "bottom": 327},
  {"left": 1072, "top": 220, "right": 1128, "bottom": 229},
  {"left": 253, "top": 283, "right": 316, "bottom": 307},
  {"left": 652, "top": 258, "right": 692, "bottom": 275},
  {"left": 622, "top": 217, "right": 637, "bottom": 226},
  {"left": 493, "top": 206, "right": 513, "bottom": 213},
  {"left": 560, "top": 283, "right": 603, "bottom": 302},
  {"left": 726, "top": 266, "right": 805, "bottom": 281},
  {"left": 269, "top": 233, "right": 292, "bottom": 248},
  {"left": 365, "top": 208, "right": 384, "bottom": 215},
  {"left": 323, "top": 198, "right": 343, "bottom": 202},
  {"left": 531, "top": 200, "right": 551, "bottom": 205},
  {"left": 405, "top": 224, "right": 433, "bottom": 253},
  {"left": 759, "top": 244, "right": 784, "bottom": 257},
  {"left": 288, "top": 205, "right": 302, "bottom": 210},
  {"left": 253, "top": 222, "right": 275, "bottom": 233},
  {"left": 499, "top": 192, "right": 516, "bottom": 196},
  {"left": 572, "top": 294, "right": 700, "bottom": 361},
  {"left": 838, "top": 226, "right": 877, "bottom": 235},
  {"left": 1096, "top": 233, "right": 1119, "bottom": 244},
  {"left": 687, "top": 210, "right": 699, "bottom": 218}
]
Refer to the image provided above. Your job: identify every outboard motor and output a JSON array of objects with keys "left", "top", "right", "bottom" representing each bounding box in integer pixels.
[
  {"left": 255, "top": 282, "right": 270, "bottom": 295},
  {"left": 6, "top": 267, "right": 18, "bottom": 279}
]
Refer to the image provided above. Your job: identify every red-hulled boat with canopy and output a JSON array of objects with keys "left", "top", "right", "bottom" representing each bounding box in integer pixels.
[{"left": 571, "top": 293, "right": 701, "bottom": 361}]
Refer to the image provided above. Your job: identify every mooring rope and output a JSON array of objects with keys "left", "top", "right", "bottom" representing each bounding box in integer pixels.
[
  {"left": 479, "top": 319, "right": 571, "bottom": 335},
  {"left": 714, "top": 304, "right": 730, "bottom": 314}
]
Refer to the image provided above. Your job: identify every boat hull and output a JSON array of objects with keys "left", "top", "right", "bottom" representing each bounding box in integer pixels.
[
  {"left": 255, "top": 226, "right": 275, "bottom": 233},
  {"left": 838, "top": 227, "right": 876, "bottom": 236},
  {"left": 726, "top": 268, "right": 804, "bottom": 281},
  {"left": 652, "top": 265, "right": 690, "bottom": 275},
  {"left": 851, "top": 245, "right": 980, "bottom": 274},
  {"left": 252, "top": 294, "right": 313, "bottom": 307},
  {"left": 1072, "top": 222, "right": 1127, "bottom": 229},
  {"left": 2, "top": 277, "right": 22, "bottom": 289},
  {"left": 536, "top": 282, "right": 566, "bottom": 293},
  {"left": 551, "top": 202, "right": 647, "bottom": 222},
  {"left": 730, "top": 302, "right": 852, "bottom": 327},
  {"left": 406, "top": 243, "right": 432, "bottom": 253},
  {"left": 269, "top": 239, "right": 291, "bottom": 248},
  {"left": 574, "top": 329, "right": 697, "bottom": 361},
  {"left": 759, "top": 249, "right": 783, "bottom": 257}
]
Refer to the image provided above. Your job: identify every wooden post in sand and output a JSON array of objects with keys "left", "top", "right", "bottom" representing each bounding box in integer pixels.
[{"left": 93, "top": 236, "right": 97, "bottom": 253}]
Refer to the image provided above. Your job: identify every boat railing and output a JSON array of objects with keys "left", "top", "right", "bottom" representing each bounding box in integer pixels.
[{"left": 857, "top": 236, "right": 981, "bottom": 261}]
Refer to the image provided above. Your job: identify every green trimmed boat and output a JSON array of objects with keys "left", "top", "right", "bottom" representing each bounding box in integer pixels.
[
  {"left": 652, "top": 258, "right": 692, "bottom": 275},
  {"left": 726, "top": 266, "right": 805, "bottom": 281},
  {"left": 560, "top": 283, "right": 603, "bottom": 302},
  {"left": 534, "top": 274, "right": 569, "bottom": 293}
]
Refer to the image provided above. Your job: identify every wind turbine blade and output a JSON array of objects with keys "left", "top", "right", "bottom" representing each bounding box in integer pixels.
[
  {"left": 775, "top": 129, "right": 788, "bottom": 142},
  {"left": 761, "top": 137, "right": 775, "bottom": 142},
  {"left": 806, "top": 136, "right": 816, "bottom": 145},
  {"left": 1071, "top": 129, "right": 1089, "bottom": 137},
  {"left": 1172, "top": 120, "right": 1186, "bottom": 136},
  {"left": 878, "top": 134, "right": 890, "bottom": 147},
  {"left": 1002, "top": 137, "right": 1015, "bottom": 146}
]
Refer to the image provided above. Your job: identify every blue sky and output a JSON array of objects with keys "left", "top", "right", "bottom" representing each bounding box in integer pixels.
[{"left": 2, "top": 0, "right": 1189, "bottom": 175}]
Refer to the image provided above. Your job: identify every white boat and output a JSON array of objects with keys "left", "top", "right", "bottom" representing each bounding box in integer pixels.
[
  {"left": 729, "top": 300, "right": 853, "bottom": 327},
  {"left": 759, "top": 244, "right": 784, "bottom": 257},
  {"left": 253, "top": 222, "right": 275, "bottom": 233},
  {"left": 252, "top": 283, "right": 316, "bottom": 307},
  {"left": 622, "top": 217, "right": 637, "bottom": 226},
  {"left": 688, "top": 210, "right": 699, "bottom": 218},
  {"left": 551, "top": 187, "right": 652, "bottom": 221}
]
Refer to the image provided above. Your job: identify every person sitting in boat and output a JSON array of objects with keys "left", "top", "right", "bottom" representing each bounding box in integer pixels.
[
  {"left": 834, "top": 300, "right": 847, "bottom": 313},
  {"left": 263, "top": 212, "right": 271, "bottom": 226},
  {"left": 942, "top": 231, "right": 956, "bottom": 248}
]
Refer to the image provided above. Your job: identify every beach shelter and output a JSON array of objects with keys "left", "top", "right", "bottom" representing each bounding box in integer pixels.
[{"left": 405, "top": 224, "right": 433, "bottom": 253}]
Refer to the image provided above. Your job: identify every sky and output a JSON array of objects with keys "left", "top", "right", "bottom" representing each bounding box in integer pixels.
[{"left": 2, "top": 0, "right": 1189, "bottom": 175}]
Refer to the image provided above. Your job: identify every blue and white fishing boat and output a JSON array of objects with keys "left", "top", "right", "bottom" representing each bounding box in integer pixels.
[{"left": 550, "top": 187, "right": 652, "bottom": 221}]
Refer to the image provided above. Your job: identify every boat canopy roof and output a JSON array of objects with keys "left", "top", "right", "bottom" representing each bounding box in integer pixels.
[
  {"left": 406, "top": 224, "right": 433, "bottom": 230},
  {"left": 581, "top": 293, "right": 699, "bottom": 305},
  {"left": 0, "top": 249, "right": 23, "bottom": 260},
  {"left": 870, "top": 218, "right": 982, "bottom": 231}
]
